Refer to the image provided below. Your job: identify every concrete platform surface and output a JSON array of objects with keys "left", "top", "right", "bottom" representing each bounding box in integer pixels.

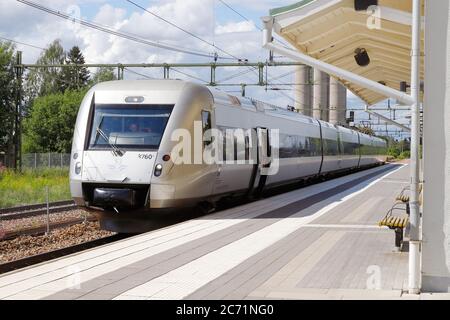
[{"left": 0, "top": 163, "right": 443, "bottom": 300}]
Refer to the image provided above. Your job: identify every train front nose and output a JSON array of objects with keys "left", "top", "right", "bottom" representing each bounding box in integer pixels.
[
  {"left": 80, "top": 150, "right": 157, "bottom": 210},
  {"left": 93, "top": 188, "right": 137, "bottom": 208}
]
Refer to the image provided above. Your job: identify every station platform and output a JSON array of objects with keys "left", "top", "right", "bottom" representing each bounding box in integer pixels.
[{"left": 1, "top": 163, "right": 446, "bottom": 300}]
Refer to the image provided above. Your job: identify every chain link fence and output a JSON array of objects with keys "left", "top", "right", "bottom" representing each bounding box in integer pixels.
[{"left": 22, "top": 153, "right": 71, "bottom": 169}]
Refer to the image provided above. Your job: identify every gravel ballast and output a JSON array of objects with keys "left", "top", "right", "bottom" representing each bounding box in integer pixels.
[
  {"left": 0, "top": 222, "right": 115, "bottom": 264},
  {"left": 0, "top": 209, "right": 94, "bottom": 233}
]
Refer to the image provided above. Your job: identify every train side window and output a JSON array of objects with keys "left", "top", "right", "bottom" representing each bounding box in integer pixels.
[
  {"left": 223, "top": 130, "right": 227, "bottom": 162},
  {"left": 244, "top": 133, "right": 250, "bottom": 161},
  {"left": 201, "top": 111, "right": 212, "bottom": 147},
  {"left": 267, "top": 129, "right": 272, "bottom": 158},
  {"left": 337, "top": 134, "right": 343, "bottom": 155},
  {"left": 234, "top": 136, "right": 238, "bottom": 161}
]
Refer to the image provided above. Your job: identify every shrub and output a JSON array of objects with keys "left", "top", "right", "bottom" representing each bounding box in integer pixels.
[{"left": 398, "top": 151, "right": 411, "bottom": 160}]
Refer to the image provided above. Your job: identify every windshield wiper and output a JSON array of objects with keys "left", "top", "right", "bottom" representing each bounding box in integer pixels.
[
  {"left": 94, "top": 117, "right": 123, "bottom": 157},
  {"left": 96, "top": 127, "right": 124, "bottom": 157}
]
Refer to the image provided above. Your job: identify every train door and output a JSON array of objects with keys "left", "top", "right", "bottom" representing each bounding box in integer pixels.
[
  {"left": 247, "top": 127, "right": 272, "bottom": 197},
  {"left": 356, "top": 132, "right": 362, "bottom": 168},
  {"left": 201, "top": 109, "right": 219, "bottom": 198},
  {"left": 212, "top": 125, "right": 253, "bottom": 196}
]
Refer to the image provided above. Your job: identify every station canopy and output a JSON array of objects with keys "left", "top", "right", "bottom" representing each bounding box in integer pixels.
[{"left": 270, "top": 0, "right": 425, "bottom": 105}]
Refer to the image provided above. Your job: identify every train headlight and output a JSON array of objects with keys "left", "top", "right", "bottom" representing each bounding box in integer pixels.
[
  {"left": 154, "top": 163, "right": 163, "bottom": 177},
  {"left": 75, "top": 162, "right": 82, "bottom": 175}
]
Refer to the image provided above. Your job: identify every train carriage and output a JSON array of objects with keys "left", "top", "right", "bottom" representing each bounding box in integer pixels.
[{"left": 70, "top": 80, "right": 387, "bottom": 232}]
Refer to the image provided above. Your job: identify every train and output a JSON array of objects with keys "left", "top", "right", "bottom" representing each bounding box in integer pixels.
[{"left": 69, "top": 80, "right": 387, "bottom": 232}]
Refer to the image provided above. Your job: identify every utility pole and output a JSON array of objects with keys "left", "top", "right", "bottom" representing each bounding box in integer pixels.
[
  {"left": 408, "top": 0, "right": 422, "bottom": 295},
  {"left": 14, "top": 51, "right": 23, "bottom": 171}
]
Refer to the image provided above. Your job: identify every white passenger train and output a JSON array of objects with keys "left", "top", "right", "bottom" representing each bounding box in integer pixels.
[{"left": 70, "top": 80, "right": 387, "bottom": 232}]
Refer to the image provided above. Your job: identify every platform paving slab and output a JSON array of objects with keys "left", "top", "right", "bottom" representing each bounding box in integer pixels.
[{"left": 1, "top": 163, "right": 438, "bottom": 300}]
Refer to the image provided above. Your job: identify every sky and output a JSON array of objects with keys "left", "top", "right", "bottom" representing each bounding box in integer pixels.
[{"left": 0, "top": 0, "right": 410, "bottom": 139}]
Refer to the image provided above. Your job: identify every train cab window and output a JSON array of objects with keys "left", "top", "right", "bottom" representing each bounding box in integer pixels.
[{"left": 88, "top": 104, "right": 173, "bottom": 150}]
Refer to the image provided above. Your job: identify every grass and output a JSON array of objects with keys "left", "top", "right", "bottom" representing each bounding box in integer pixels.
[{"left": 0, "top": 168, "right": 71, "bottom": 209}]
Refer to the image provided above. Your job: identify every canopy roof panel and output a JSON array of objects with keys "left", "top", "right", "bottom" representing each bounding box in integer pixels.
[{"left": 270, "top": 0, "right": 424, "bottom": 105}]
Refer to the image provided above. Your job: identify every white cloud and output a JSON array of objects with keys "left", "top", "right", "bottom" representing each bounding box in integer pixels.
[
  {"left": 0, "top": 0, "right": 299, "bottom": 106},
  {"left": 215, "top": 21, "right": 256, "bottom": 35}
]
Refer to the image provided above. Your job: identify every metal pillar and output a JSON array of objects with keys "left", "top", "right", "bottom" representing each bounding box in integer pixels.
[
  {"left": 408, "top": 0, "right": 422, "bottom": 295},
  {"left": 258, "top": 63, "right": 265, "bottom": 86},
  {"left": 313, "top": 69, "right": 329, "bottom": 121},
  {"left": 329, "top": 76, "right": 339, "bottom": 125},
  {"left": 337, "top": 83, "right": 347, "bottom": 125},
  {"left": 294, "top": 65, "right": 312, "bottom": 116},
  {"left": 164, "top": 65, "right": 170, "bottom": 79},
  {"left": 210, "top": 65, "right": 216, "bottom": 86},
  {"left": 116, "top": 65, "right": 125, "bottom": 80}
]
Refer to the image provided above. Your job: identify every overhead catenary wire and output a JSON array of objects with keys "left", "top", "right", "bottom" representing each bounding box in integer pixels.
[
  {"left": 267, "top": 69, "right": 297, "bottom": 82},
  {"left": 214, "top": 0, "right": 306, "bottom": 106},
  {"left": 126, "top": 0, "right": 297, "bottom": 105},
  {"left": 217, "top": 0, "right": 293, "bottom": 50},
  {"left": 123, "top": 67, "right": 155, "bottom": 80},
  {"left": 16, "top": 0, "right": 228, "bottom": 60},
  {"left": 125, "top": 0, "right": 279, "bottom": 102},
  {"left": 216, "top": 67, "right": 257, "bottom": 83},
  {"left": 125, "top": 0, "right": 243, "bottom": 61},
  {"left": 126, "top": 0, "right": 299, "bottom": 106},
  {"left": 171, "top": 68, "right": 207, "bottom": 83},
  {"left": 0, "top": 35, "right": 46, "bottom": 51},
  {"left": 13, "top": 0, "right": 302, "bottom": 106},
  {"left": 217, "top": 0, "right": 256, "bottom": 28}
]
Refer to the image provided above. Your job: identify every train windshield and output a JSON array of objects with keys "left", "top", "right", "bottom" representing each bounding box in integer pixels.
[{"left": 88, "top": 104, "right": 173, "bottom": 150}]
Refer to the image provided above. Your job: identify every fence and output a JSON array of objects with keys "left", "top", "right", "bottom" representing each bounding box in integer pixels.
[{"left": 22, "top": 153, "right": 71, "bottom": 169}]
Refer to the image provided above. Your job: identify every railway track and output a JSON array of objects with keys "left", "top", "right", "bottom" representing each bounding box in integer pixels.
[
  {"left": 0, "top": 234, "right": 129, "bottom": 275},
  {"left": 0, "top": 200, "right": 96, "bottom": 241},
  {"left": 1, "top": 216, "right": 98, "bottom": 241},
  {"left": 0, "top": 200, "right": 76, "bottom": 220}
]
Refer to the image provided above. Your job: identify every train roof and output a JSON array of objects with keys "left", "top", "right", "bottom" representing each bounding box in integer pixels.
[
  {"left": 92, "top": 79, "right": 188, "bottom": 92},
  {"left": 208, "top": 86, "right": 319, "bottom": 126},
  {"left": 91, "top": 80, "right": 385, "bottom": 143},
  {"left": 208, "top": 86, "right": 386, "bottom": 144}
]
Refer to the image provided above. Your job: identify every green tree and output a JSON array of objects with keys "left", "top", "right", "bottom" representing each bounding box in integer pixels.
[
  {"left": 59, "top": 46, "right": 90, "bottom": 92},
  {"left": 355, "top": 126, "right": 375, "bottom": 136},
  {"left": 90, "top": 66, "right": 117, "bottom": 85},
  {"left": 0, "top": 40, "right": 19, "bottom": 165},
  {"left": 386, "top": 138, "right": 411, "bottom": 159},
  {"left": 24, "top": 40, "right": 65, "bottom": 103},
  {"left": 23, "top": 89, "right": 88, "bottom": 153}
]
